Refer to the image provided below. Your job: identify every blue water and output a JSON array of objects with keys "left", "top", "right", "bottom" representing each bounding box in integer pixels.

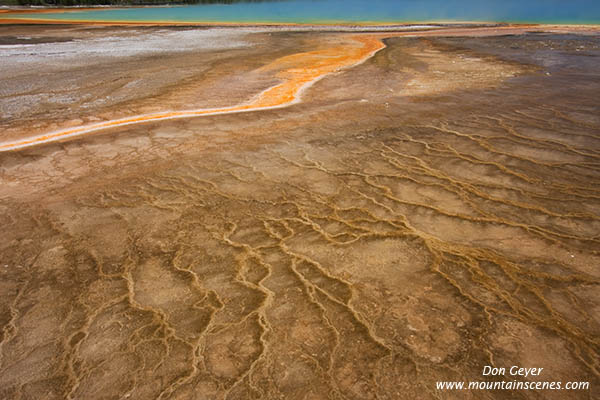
[{"left": 3, "top": 0, "right": 600, "bottom": 25}]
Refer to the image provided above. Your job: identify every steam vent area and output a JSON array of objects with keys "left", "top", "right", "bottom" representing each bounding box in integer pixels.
[{"left": 0, "top": 24, "right": 600, "bottom": 399}]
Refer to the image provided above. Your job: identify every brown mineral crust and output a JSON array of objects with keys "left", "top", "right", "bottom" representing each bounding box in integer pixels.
[{"left": 0, "top": 25, "right": 599, "bottom": 400}]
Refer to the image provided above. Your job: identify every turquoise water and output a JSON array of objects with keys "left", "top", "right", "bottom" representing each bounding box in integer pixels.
[{"left": 3, "top": 0, "right": 600, "bottom": 25}]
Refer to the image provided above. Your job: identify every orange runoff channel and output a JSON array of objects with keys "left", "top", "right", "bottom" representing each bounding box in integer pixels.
[{"left": 0, "top": 35, "right": 385, "bottom": 151}]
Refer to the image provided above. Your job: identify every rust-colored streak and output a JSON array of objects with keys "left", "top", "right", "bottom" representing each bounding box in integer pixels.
[{"left": 0, "top": 35, "right": 385, "bottom": 151}]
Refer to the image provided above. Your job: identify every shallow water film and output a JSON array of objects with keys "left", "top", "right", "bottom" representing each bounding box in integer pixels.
[
  {"left": 2, "top": 0, "right": 600, "bottom": 24},
  {"left": 0, "top": 26, "right": 599, "bottom": 399}
]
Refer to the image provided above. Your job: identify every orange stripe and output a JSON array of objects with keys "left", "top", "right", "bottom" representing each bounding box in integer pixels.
[{"left": 0, "top": 35, "right": 384, "bottom": 151}]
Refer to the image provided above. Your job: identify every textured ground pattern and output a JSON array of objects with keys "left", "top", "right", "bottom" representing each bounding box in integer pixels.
[{"left": 0, "top": 29, "right": 599, "bottom": 399}]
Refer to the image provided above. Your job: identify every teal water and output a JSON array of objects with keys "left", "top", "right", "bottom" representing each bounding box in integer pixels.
[{"left": 3, "top": 0, "right": 600, "bottom": 25}]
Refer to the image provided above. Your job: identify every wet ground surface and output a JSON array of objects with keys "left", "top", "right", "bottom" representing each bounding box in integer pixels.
[{"left": 0, "top": 26, "right": 599, "bottom": 399}]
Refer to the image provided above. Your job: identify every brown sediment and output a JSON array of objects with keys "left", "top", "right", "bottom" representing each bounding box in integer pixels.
[
  {"left": 0, "top": 34, "right": 384, "bottom": 151},
  {"left": 0, "top": 26, "right": 599, "bottom": 400},
  {"left": 2, "top": 25, "right": 599, "bottom": 152}
]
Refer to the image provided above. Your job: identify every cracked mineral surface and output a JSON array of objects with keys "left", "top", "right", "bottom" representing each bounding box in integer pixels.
[{"left": 0, "top": 25, "right": 599, "bottom": 399}]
